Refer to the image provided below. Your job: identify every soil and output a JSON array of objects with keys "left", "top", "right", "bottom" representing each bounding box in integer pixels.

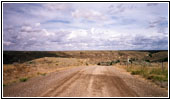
[{"left": 3, "top": 66, "right": 168, "bottom": 97}]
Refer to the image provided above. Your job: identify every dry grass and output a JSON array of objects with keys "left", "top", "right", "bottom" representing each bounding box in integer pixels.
[
  {"left": 117, "top": 62, "right": 168, "bottom": 88},
  {"left": 3, "top": 57, "right": 89, "bottom": 85},
  {"left": 3, "top": 51, "right": 168, "bottom": 87}
]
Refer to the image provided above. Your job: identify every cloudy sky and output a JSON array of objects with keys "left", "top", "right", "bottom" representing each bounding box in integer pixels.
[{"left": 3, "top": 3, "right": 168, "bottom": 51}]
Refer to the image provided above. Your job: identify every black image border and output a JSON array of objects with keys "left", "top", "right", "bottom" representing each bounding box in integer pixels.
[{"left": 1, "top": 0, "right": 170, "bottom": 99}]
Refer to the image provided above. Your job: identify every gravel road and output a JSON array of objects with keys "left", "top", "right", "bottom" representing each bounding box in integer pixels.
[{"left": 3, "top": 66, "right": 168, "bottom": 97}]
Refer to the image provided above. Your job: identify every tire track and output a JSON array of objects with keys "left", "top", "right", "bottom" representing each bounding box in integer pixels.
[
  {"left": 3, "top": 66, "right": 168, "bottom": 97},
  {"left": 106, "top": 67, "right": 139, "bottom": 97},
  {"left": 40, "top": 71, "right": 81, "bottom": 97}
]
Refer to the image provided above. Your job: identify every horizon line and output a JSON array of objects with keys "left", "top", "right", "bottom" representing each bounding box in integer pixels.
[{"left": 3, "top": 50, "right": 168, "bottom": 52}]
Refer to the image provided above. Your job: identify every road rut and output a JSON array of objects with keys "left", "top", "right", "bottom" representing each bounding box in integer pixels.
[{"left": 3, "top": 66, "right": 168, "bottom": 97}]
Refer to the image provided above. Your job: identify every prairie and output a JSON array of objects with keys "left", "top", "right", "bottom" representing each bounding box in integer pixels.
[{"left": 3, "top": 50, "right": 168, "bottom": 88}]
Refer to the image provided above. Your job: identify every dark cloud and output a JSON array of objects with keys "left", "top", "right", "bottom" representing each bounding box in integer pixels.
[
  {"left": 3, "top": 3, "right": 168, "bottom": 51},
  {"left": 131, "top": 35, "right": 168, "bottom": 50},
  {"left": 108, "top": 4, "right": 136, "bottom": 15},
  {"left": 148, "top": 17, "right": 168, "bottom": 34},
  {"left": 147, "top": 3, "right": 158, "bottom": 6},
  {"left": 3, "top": 23, "right": 73, "bottom": 50},
  {"left": 108, "top": 4, "right": 126, "bottom": 14}
]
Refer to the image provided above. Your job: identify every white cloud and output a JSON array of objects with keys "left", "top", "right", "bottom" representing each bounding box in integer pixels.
[
  {"left": 21, "top": 26, "right": 32, "bottom": 32},
  {"left": 3, "top": 41, "right": 13, "bottom": 46},
  {"left": 3, "top": 3, "right": 168, "bottom": 50},
  {"left": 72, "top": 9, "right": 105, "bottom": 20},
  {"left": 42, "top": 3, "right": 70, "bottom": 11},
  {"left": 42, "top": 29, "right": 55, "bottom": 36},
  {"left": 35, "top": 23, "right": 40, "bottom": 27},
  {"left": 67, "top": 29, "right": 88, "bottom": 39}
]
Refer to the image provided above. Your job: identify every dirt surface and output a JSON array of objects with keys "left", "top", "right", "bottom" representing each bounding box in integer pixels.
[{"left": 3, "top": 66, "right": 168, "bottom": 97}]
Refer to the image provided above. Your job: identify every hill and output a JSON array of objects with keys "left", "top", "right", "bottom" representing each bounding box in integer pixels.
[{"left": 3, "top": 50, "right": 168, "bottom": 64}]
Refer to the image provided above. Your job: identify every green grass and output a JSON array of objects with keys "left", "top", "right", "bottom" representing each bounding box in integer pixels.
[
  {"left": 127, "top": 66, "right": 168, "bottom": 82},
  {"left": 28, "top": 61, "right": 33, "bottom": 64},
  {"left": 131, "top": 70, "right": 142, "bottom": 75},
  {"left": 19, "top": 77, "right": 28, "bottom": 82}
]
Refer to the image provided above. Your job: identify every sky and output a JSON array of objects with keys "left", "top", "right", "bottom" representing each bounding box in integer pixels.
[{"left": 3, "top": 3, "right": 168, "bottom": 51}]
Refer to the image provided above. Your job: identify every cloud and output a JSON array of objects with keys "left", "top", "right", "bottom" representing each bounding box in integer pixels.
[
  {"left": 3, "top": 41, "right": 13, "bottom": 46},
  {"left": 72, "top": 9, "right": 105, "bottom": 21},
  {"left": 42, "top": 29, "right": 55, "bottom": 36},
  {"left": 146, "top": 3, "right": 158, "bottom": 6},
  {"left": 131, "top": 35, "right": 168, "bottom": 50},
  {"left": 35, "top": 23, "right": 40, "bottom": 27},
  {"left": 108, "top": 3, "right": 136, "bottom": 15},
  {"left": 21, "top": 26, "right": 32, "bottom": 32},
  {"left": 3, "top": 3, "right": 168, "bottom": 50},
  {"left": 67, "top": 29, "right": 88, "bottom": 39},
  {"left": 42, "top": 3, "right": 71, "bottom": 11}
]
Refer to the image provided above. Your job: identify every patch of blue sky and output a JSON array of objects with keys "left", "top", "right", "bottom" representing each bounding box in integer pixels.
[
  {"left": 111, "top": 16, "right": 119, "bottom": 20},
  {"left": 118, "top": 18, "right": 140, "bottom": 26},
  {"left": 45, "top": 19, "right": 70, "bottom": 24},
  {"left": 159, "top": 21, "right": 168, "bottom": 27}
]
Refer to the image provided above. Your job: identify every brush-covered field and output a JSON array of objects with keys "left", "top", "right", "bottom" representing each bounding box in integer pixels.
[{"left": 3, "top": 50, "right": 168, "bottom": 89}]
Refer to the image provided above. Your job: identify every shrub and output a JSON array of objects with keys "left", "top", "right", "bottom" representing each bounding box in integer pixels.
[
  {"left": 148, "top": 53, "right": 152, "bottom": 57},
  {"left": 111, "top": 60, "right": 120, "bottom": 65},
  {"left": 147, "top": 75, "right": 167, "bottom": 82},
  {"left": 3, "top": 84, "right": 7, "bottom": 87},
  {"left": 97, "top": 62, "right": 101, "bottom": 65},
  {"left": 86, "top": 63, "right": 89, "bottom": 66},
  {"left": 37, "top": 72, "right": 47, "bottom": 76},
  {"left": 162, "top": 57, "right": 168, "bottom": 62},
  {"left": 145, "top": 60, "right": 150, "bottom": 62},
  {"left": 19, "top": 77, "right": 28, "bottom": 82},
  {"left": 28, "top": 61, "right": 33, "bottom": 64},
  {"left": 126, "top": 65, "right": 168, "bottom": 82},
  {"left": 131, "top": 70, "right": 142, "bottom": 75},
  {"left": 41, "top": 73, "right": 46, "bottom": 76},
  {"left": 80, "top": 52, "right": 84, "bottom": 54}
]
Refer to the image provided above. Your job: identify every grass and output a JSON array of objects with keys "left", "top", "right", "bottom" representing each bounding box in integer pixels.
[
  {"left": 3, "top": 84, "right": 7, "bottom": 87},
  {"left": 19, "top": 77, "right": 28, "bottom": 82},
  {"left": 126, "top": 65, "right": 168, "bottom": 82},
  {"left": 37, "top": 72, "right": 47, "bottom": 76}
]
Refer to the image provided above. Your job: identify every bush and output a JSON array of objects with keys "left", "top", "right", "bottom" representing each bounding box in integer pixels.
[
  {"left": 111, "top": 60, "right": 120, "bottom": 64},
  {"left": 28, "top": 61, "right": 33, "bottom": 64},
  {"left": 126, "top": 65, "right": 168, "bottom": 82},
  {"left": 147, "top": 75, "right": 167, "bottom": 82},
  {"left": 97, "top": 60, "right": 120, "bottom": 66},
  {"left": 162, "top": 57, "right": 168, "bottom": 62},
  {"left": 145, "top": 60, "right": 150, "bottom": 62},
  {"left": 3, "top": 84, "right": 7, "bottom": 87},
  {"left": 131, "top": 70, "right": 142, "bottom": 75},
  {"left": 19, "top": 77, "right": 28, "bottom": 82},
  {"left": 37, "top": 72, "right": 47, "bottom": 76},
  {"left": 86, "top": 63, "right": 89, "bottom": 66},
  {"left": 41, "top": 73, "right": 46, "bottom": 76},
  {"left": 148, "top": 53, "right": 152, "bottom": 57}
]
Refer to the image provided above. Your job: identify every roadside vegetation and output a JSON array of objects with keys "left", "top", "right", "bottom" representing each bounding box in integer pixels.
[
  {"left": 3, "top": 84, "right": 7, "bottom": 87},
  {"left": 118, "top": 62, "right": 168, "bottom": 89},
  {"left": 3, "top": 57, "right": 88, "bottom": 85},
  {"left": 37, "top": 72, "right": 47, "bottom": 76},
  {"left": 3, "top": 50, "right": 168, "bottom": 88},
  {"left": 127, "top": 64, "right": 167, "bottom": 81},
  {"left": 97, "top": 60, "right": 120, "bottom": 66},
  {"left": 19, "top": 77, "right": 29, "bottom": 82}
]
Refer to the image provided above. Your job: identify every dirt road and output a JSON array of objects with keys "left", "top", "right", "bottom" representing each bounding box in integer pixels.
[{"left": 3, "top": 66, "right": 168, "bottom": 97}]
